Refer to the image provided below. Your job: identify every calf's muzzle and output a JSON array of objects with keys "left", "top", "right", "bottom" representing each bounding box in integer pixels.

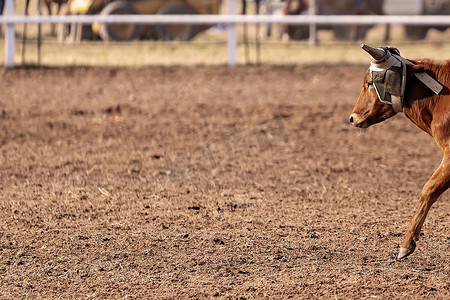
[{"left": 348, "top": 113, "right": 367, "bottom": 128}]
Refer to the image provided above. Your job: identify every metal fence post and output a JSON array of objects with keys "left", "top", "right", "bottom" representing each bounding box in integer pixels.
[
  {"left": 5, "top": 0, "right": 15, "bottom": 67},
  {"left": 227, "top": 0, "right": 237, "bottom": 67},
  {"left": 309, "top": 0, "right": 316, "bottom": 46}
]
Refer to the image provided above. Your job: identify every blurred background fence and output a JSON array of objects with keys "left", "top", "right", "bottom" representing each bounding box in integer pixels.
[{"left": 0, "top": 0, "right": 449, "bottom": 67}]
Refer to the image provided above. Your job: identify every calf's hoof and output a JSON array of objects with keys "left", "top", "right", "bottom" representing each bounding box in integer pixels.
[{"left": 397, "top": 240, "right": 416, "bottom": 260}]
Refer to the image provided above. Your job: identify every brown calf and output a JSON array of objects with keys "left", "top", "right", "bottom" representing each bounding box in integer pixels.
[{"left": 349, "top": 44, "right": 450, "bottom": 259}]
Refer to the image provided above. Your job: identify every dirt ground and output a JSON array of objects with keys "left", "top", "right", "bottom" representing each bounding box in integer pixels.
[{"left": 0, "top": 65, "right": 449, "bottom": 299}]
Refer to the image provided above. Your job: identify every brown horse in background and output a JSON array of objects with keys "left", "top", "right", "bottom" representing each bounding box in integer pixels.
[
  {"left": 350, "top": 44, "right": 450, "bottom": 259},
  {"left": 44, "top": 0, "right": 68, "bottom": 35}
]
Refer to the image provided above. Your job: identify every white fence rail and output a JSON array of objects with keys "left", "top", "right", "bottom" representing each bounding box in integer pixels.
[
  {"left": 1, "top": 0, "right": 450, "bottom": 67},
  {"left": 2, "top": 14, "right": 450, "bottom": 25}
]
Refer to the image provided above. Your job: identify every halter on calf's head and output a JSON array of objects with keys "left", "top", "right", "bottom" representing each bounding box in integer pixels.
[
  {"left": 349, "top": 44, "right": 409, "bottom": 128},
  {"left": 349, "top": 44, "right": 449, "bottom": 260},
  {"left": 349, "top": 44, "right": 443, "bottom": 129}
]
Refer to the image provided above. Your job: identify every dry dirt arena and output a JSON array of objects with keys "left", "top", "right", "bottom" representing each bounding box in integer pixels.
[{"left": 0, "top": 65, "right": 449, "bottom": 299}]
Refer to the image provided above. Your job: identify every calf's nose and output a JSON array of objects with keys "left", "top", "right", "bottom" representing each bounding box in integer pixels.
[
  {"left": 348, "top": 113, "right": 367, "bottom": 128},
  {"left": 349, "top": 113, "right": 359, "bottom": 124}
]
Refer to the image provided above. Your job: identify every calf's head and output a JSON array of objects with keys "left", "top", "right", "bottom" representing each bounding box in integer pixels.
[{"left": 349, "top": 45, "right": 399, "bottom": 128}]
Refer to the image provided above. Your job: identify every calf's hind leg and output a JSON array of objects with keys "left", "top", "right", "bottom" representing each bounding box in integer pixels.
[{"left": 398, "top": 152, "right": 450, "bottom": 260}]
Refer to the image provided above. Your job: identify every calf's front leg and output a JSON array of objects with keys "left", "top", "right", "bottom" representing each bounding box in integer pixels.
[{"left": 398, "top": 151, "right": 450, "bottom": 260}]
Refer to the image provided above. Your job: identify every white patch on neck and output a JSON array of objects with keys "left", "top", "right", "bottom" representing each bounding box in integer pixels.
[{"left": 369, "top": 55, "right": 401, "bottom": 72}]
